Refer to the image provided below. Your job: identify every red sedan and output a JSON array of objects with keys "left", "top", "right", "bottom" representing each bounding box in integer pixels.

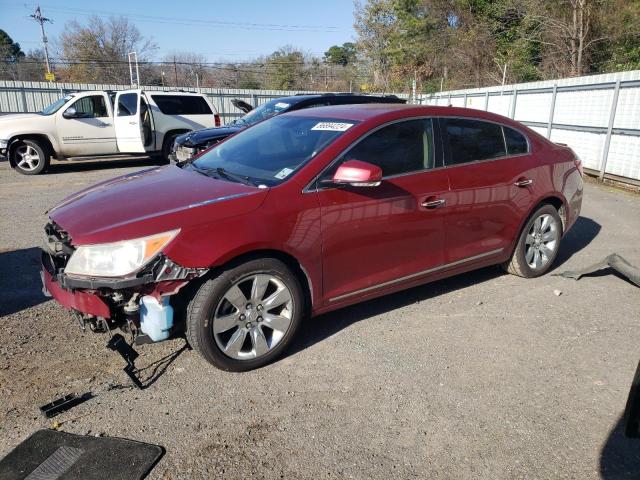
[{"left": 42, "top": 104, "right": 583, "bottom": 371}]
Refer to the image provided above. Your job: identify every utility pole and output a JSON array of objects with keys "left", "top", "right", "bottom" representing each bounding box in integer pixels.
[
  {"left": 412, "top": 70, "right": 417, "bottom": 103},
  {"left": 173, "top": 56, "right": 178, "bottom": 87},
  {"left": 30, "top": 5, "right": 53, "bottom": 80}
]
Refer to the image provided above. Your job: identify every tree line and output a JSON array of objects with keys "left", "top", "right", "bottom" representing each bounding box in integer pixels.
[
  {"left": 354, "top": 0, "right": 640, "bottom": 92},
  {"left": 1, "top": 0, "right": 638, "bottom": 94}
]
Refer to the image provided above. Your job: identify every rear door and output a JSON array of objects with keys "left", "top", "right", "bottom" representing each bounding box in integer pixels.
[
  {"left": 316, "top": 118, "right": 450, "bottom": 304},
  {"left": 114, "top": 89, "right": 147, "bottom": 153},
  {"left": 440, "top": 117, "right": 538, "bottom": 264}
]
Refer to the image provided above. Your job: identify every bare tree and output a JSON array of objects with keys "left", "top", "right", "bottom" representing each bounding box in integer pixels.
[{"left": 57, "top": 16, "right": 157, "bottom": 83}]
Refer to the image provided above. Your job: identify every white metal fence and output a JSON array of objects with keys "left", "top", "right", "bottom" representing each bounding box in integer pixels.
[
  {"left": 420, "top": 70, "right": 640, "bottom": 184},
  {"left": 0, "top": 80, "right": 357, "bottom": 124}
]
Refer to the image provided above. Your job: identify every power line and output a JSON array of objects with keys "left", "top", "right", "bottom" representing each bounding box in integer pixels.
[{"left": 2, "top": 1, "right": 344, "bottom": 32}]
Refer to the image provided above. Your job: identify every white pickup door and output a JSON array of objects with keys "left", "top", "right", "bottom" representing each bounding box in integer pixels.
[
  {"left": 56, "top": 92, "right": 117, "bottom": 156},
  {"left": 113, "top": 89, "right": 155, "bottom": 153}
]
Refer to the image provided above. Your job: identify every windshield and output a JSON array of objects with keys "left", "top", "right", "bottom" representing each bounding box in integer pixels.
[
  {"left": 233, "top": 98, "right": 294, "bottom": 126},
  {"left": 41, "top": 95, "right": 74, "bottom": 115},
  {"left": 189, "top": 116, "right": 358, "bottom": 186}
]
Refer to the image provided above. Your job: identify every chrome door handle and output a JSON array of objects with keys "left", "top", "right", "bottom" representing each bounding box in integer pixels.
[
  {"left": 129, "top": 121, "right": 138, "bottom": 125},
  {"left": 421, "top": 199, "right": 446, "bottom": 209},
  {"left": 514, "top": 179, "right": 533, "bottom": 187}
]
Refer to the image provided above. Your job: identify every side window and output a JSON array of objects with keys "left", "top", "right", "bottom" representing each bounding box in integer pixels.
[
  {"left": 70, "top": 95, "right": 108, "bottom": 118},
  {"left": 339, "top": 119, "right": 435, "bottom": 177},
  {"left": 117, "top": 93, "right": 138, "bottom": 117},
  {"left": 504, "top": 126, "right": 529, "bottom": 155},
  {"left": 443, "top": 118, "right": 506, "bottom": 165},
  {"left": 151, "top": 95, "right": 213, "bottom": 115}
]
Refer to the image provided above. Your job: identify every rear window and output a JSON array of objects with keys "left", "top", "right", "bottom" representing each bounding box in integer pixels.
[
  {"left": 504, "top": 126, "right": 529, "bottom": 155},
  {"left": 151, "top": 95, "right": 212, "bottom": 115},
  {"left": 443, "top": 118, "right": 506, "bottom": 165}
]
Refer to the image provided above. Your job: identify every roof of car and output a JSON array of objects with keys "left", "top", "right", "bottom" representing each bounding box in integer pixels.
[
  {"left": 276, "top": 93, "right": 403, "bottom": 103},
  {"left": 283, "top": 103, "right": 522, "bottom": 126}
]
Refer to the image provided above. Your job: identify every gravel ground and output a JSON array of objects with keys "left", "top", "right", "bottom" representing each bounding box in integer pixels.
[{"left": 1, "top": 157, "right": 639, "bottom": 479}]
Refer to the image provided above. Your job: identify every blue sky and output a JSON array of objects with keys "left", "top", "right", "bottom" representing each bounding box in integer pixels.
[{"left": 1, "top": 0, "right": 357, "bottom": 61}]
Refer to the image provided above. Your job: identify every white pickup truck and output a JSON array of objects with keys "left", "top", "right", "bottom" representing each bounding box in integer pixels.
[{"left": 0, "top": 89, "right": 220, "bottom": 174}]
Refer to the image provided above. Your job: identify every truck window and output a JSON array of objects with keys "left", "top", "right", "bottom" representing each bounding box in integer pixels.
[
  {"left": 151, "top": 95, "right": 213, "bottom": 115},
  {"left": 71, "top": 95, "right": 109, "bottom": 118},
  {"left": 117, "top": 93, "right": 138, "bottom": 116}
]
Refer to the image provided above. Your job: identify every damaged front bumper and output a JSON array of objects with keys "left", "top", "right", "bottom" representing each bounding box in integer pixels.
[{"left": 41, "top": 221, "right": 207, "bottom": 339}]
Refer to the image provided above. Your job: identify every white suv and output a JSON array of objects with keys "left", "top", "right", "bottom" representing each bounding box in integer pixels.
[{"left": 0, "top": 89, "right": 220, "bottom": 174}]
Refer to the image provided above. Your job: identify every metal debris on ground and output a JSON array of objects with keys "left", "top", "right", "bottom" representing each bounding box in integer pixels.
[{"left": 554, "top": 253, "right": 640, "bottom": 287}]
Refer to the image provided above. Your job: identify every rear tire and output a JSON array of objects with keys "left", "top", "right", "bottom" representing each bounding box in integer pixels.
[
  {"left": 11, "top": 140, "right": 49, "bottom": 175},
  {"left": 185, "top": 258, "right": 304, "bottom": 371},
  {"left": 502, "top": 204, "right": 563, "bottom": 278}
]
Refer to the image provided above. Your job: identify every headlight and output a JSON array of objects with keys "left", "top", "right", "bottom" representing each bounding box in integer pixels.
[
  {"left": 0, "top": 139, "right": 8, "bottom": 149},
  {"left": 65, "top": 230, "right": 179, "bottom": 277}
]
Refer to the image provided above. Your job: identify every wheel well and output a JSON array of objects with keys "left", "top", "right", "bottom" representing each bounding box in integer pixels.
[
  {"left": 538, "top": 196, "right": 567, "bottom": 231},
  {"left": 8, "top": 135, "right": 55, "bottom": 167},
  {"left": 213, "top": 249, "right": 313, "bottom": 315},
  {"left": 161, "top": 129, "right": 190, "bottom": 151}
]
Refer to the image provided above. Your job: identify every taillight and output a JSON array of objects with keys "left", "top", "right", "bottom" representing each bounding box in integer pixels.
[
  {"left": 574, "top": 156, "right": 584, "bottom": 177},
  {"left": 214, "top": 114, "right": 221, "bottom": 127}
]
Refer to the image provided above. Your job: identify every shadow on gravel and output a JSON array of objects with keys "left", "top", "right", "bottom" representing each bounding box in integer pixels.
[
  {"left": 600, "top": 415, "right": 640, "bottom": 479},
  {"left": 46, "top": 156, "right": 165, "bottom": 175},
  {"left": 554, "top": 216, "right": 601, "bottom": 268},
  {"left": 289, "top": 266, "right": 503, "bottom": 357},
  {"left": 0, "top": 247, "right": 47, "bottom": 317}
]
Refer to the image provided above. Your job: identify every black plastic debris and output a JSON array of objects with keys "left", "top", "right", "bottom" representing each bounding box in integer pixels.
[
  {"left": 39, "top": 392, "right": 93, "bottom": 418},
  {"left": 554, "top": 253, "right": 640, "bottom": 287}
]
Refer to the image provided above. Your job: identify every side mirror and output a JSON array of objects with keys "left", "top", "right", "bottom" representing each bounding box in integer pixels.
[
  {"left": 331, "top": 159, "right": 382, "bottom": 187},
  {"left": 62, "top": 107, "right": 78, "bottom": 119}
]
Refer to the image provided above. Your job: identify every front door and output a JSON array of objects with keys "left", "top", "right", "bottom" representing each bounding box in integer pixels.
[
  {"left": 56, "top": 93, "right": 116, "bottom": 156},
  {"left": 316, "top": 118, "right": 449, "bottom": 304},
  {"left": 114, "top": 90, "right": 149, "bottom": 153}
]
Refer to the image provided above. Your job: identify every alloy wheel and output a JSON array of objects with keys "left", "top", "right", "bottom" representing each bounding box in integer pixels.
[
  {"left": 525, "top": 213, "right": 559, "bottom": 270},
  {"left": 213, "top": 274, "right": 294, "bottom": 360},
  {"left": 15, "top": 145, "right": 42, "bottom": 172}
]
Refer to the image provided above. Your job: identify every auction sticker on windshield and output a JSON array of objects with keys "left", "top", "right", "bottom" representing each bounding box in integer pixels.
[
  {"left": 311, "top": 122, "right": 354, "bottom": 132},
  {"left": 275, "top": 167, "right": 294, "bottom": 179}
]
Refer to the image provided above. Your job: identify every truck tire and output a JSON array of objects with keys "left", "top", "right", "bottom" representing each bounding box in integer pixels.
[{"left": 11, "top": 139, "right": 50, "bottom": 175}]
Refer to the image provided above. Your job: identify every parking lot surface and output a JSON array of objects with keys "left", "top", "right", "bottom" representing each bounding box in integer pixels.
[{"left": 1, "top": 157, "right": 639, "bottom": 479}]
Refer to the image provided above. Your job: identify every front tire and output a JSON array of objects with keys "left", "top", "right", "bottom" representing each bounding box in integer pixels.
[
  {"left": 11, "top": 140, "right": 49, "bottom": 175},
  {"left": 185, "top": 258, "right": 304, "bottom": 371},
  {"left": 503, "top": 204, "right": 563, "bottom": 278}
]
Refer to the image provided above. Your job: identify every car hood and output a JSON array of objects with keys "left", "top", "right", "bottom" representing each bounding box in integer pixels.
[
  {"left": 0, "top": 113, "right": 44, "bottom": 135},
  {"left": 179, "top": 125, "right": 243, "bottom": 147},
  {"left": 49, "top": 165, "right": 267, "bottom": 245}
]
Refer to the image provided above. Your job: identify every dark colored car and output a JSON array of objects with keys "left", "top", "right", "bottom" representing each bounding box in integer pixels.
[
  {"left": 42, "top": 104, "right": 583, "bottom": 371},
  {"left": 170, "top": 93, "right": 406, "bottom": 162}
]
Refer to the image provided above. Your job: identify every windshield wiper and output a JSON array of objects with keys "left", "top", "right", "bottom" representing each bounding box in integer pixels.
[
  {"left": 214, "top": 167, "right": 256, "bottom": 186},
  {"left": 185, "top": 163, "right": 257, "bottom": 186}
]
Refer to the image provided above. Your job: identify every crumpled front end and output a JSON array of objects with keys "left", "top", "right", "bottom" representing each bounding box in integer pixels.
[{"left": 41, "top": 220, "right": 206, "bottom": 340}]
